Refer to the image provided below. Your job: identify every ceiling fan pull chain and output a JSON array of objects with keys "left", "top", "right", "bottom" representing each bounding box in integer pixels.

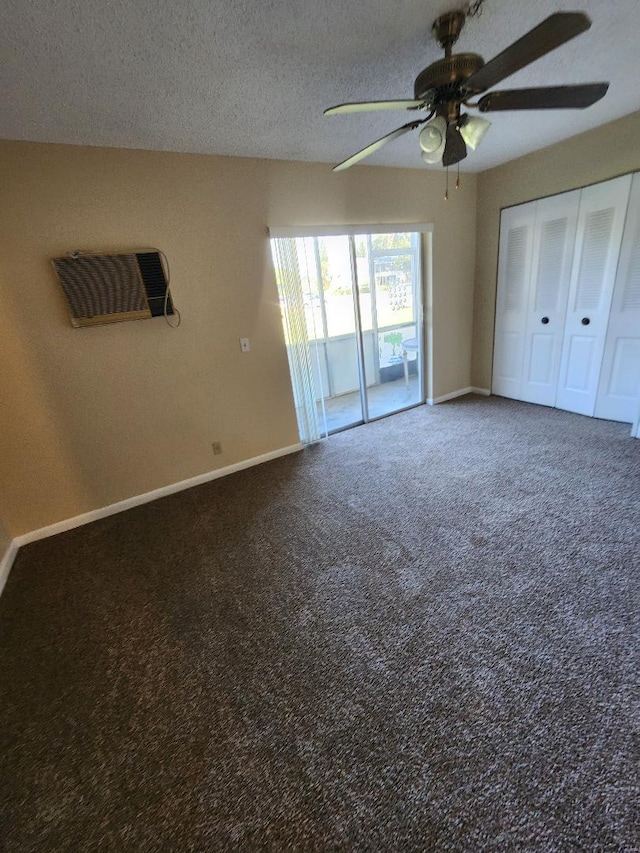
[
  {"left": 445, "top": 167, "right": 449, "bottom": 201},
  {"left": 456, "top": 162, "right": 461, "bottom": 190}
]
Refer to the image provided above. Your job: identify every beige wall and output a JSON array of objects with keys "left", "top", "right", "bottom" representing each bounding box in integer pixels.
[
  {"left": 0, "top": 519, "right": 10, "bottom": 557},
  {"left": 0, "top": 141, "right": 477, "bottom": 537},
  {"left": 472, "top": 111, "right": 640, "bottom": 390}
]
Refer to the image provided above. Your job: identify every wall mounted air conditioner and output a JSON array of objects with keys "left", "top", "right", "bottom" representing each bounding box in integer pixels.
[{"left": 52, "top": 250, "right": 174, "bottom": 327}]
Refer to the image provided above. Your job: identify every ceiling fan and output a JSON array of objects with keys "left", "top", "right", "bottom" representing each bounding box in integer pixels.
[{"left": 324, "top": 9, "right": 608, "bottom": 170}]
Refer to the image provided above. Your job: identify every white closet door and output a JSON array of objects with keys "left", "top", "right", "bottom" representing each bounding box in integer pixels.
[
  {"left": 556, "top": 174, "right": 632, "bottom": 416},
  {"left": 595, "top": 173, "right": 640, "bottom": 422},
  {"left": 520, "top": 190, "right": 580, "bottom": 406},
  {"left": 492, "top": 201, "right": 536, "bottom": 400}
]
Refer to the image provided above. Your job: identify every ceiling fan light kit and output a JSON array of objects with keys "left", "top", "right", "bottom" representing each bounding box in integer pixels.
[
  {"left": 324, "top": 5, "right": 609, "bottom": 194},
  {"left": 419, "top": 116, "right": 447, "bottom": 156},
  {"left": 459, "top": 113, "right": 491, "bottom": 150}
]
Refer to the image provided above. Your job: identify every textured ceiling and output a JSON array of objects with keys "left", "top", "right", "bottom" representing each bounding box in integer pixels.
[{"left": 2, "top": 0, "right": 639, "bottom": 172}]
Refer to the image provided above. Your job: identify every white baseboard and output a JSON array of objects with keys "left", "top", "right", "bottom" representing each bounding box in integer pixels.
[
  {"left": 0, "top": 540, "right": 19, "bottom": 599},
  {"left": 4, "top": 443, "right": 303, "bottom": 581},
  {"left": 427, "top": 387, "right": 491, "bottom": 405}
]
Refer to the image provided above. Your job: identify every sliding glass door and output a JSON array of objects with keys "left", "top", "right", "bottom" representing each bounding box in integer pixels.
[{"left": 271, "top": 227, "right": 426, "bottom": 441}]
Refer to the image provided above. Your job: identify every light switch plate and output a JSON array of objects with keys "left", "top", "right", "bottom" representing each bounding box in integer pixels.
[{"left": 240, "top": 337, "right": 251, "bottom": 352}]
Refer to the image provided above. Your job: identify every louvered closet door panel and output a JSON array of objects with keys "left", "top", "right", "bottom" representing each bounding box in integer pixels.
[
  {"left": 520, "top": 190, "right": 580, "bottom": 406},
  {"left": 595, "top": 173, "right": 640, "bottom": 422},
  {"left": 492, "top": 201, "right": 536, "bottom": 400},
  {"left": 556, "top": 174, "right": 632, "bottom": 416}
]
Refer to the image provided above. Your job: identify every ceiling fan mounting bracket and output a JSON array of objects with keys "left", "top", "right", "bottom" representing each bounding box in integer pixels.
[{"left": 432, "top": 11, "right": 466, "bottom": 55}]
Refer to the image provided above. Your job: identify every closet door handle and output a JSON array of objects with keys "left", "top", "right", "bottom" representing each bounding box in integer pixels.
[
  {"left": 541, "top": 316, "right": 549, "bottom": 324},
  {"left": 581, "top": 317, "right": 591, "bottom": 325}
]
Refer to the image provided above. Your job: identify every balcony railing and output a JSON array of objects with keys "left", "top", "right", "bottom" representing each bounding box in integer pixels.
[{"left": 307, "top": 322, "right": 417, "bottom": 402}]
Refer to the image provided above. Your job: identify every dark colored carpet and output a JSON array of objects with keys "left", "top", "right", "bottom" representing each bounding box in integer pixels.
[{"left": 1, "top": 396, "right": 639, "bottom": 851}]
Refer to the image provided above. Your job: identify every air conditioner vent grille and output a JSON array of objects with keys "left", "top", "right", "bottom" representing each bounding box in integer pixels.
[{"left": 52, "top": 250, "right": 173, "bottom": 327}]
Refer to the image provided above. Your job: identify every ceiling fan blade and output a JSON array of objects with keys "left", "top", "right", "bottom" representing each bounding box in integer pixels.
[
  {"left": 442, "top": 125, "right": 467, "bottom": 168},
  {"left": 332, "top": 120, "right": 424, "bottom": 171},
  {"left": 478, "top": 83, "right": 609, "bottom": 112},
  {"left": 464, "top": 12, "right": 592, "bottom": 95},
  {"left": 325, "top": 99, "right": 429, "bottom": 116}
]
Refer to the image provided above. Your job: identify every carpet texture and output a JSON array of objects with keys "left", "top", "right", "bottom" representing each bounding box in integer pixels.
[{"left": 1, "top": 396, "right": 638, "bottom": 851}]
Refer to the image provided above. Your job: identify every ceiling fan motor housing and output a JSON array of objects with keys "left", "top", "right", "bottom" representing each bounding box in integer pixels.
[{"left": 414, "top": 53, "right": 485, "bottom": 104}]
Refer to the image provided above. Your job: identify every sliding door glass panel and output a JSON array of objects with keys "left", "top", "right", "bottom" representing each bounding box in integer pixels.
[
  {"left": 358, "top": 232, "right": 423, "bottom": 419},
  {"left": 317, "top": 236, "right": 365, "bottom": 432}
]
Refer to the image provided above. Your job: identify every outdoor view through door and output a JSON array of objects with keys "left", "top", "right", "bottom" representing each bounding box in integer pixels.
[{"left": 270, "top": 227, "right": 426, "bottom": 442}]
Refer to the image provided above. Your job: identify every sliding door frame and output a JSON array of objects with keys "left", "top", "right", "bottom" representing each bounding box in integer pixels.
[{"left": 270, "top": 222, "right": 434, "bottom": 435}]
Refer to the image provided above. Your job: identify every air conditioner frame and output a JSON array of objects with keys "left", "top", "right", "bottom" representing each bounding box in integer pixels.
[{"left": 52, "top": 249, "right": 174, "bottom": 328}]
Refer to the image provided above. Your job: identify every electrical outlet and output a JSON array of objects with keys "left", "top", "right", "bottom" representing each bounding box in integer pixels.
[{"left": 211, "top": 441, "right": 223, "bottom": 455}]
